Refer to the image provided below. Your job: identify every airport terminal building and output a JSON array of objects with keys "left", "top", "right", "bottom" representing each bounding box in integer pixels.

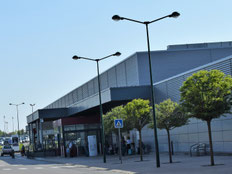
[{"left": 27, "top": 41, "right": 232, "bottom": 156}]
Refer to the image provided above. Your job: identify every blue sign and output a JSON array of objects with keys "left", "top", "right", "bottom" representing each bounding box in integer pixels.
[{"left": 114, "top": 119, "right": 123, "bottom": 128}]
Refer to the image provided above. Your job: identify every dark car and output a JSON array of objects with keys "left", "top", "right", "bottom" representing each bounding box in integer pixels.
[{"left": 1, "top": 145, "right": 14, "bottom": 157}]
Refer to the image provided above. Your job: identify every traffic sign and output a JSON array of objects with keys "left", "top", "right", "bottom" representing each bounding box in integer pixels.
[
  {"left": 114, "top": 119, "right": 123, "bottom": 164},
  {"left": 114, "top": 119, "right": 123, "bottom": 128}
]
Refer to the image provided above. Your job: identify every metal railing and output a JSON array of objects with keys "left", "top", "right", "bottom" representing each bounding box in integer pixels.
[{"left": 190, "top": 143, "right": 208, "bottom": 157}]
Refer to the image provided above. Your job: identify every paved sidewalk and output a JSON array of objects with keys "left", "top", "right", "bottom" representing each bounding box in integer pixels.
[{"left": 33, "top": 153, "right": 232, "bottom": 174}]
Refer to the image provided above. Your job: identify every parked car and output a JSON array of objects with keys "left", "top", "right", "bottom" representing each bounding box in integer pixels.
[{"left": 1, "top": 145, "right": 15, "bottom": 158}]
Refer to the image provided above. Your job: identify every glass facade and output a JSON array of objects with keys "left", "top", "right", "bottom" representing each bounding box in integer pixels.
[{"left": 64, "top": 124, "right": 101, "bottom": 156}]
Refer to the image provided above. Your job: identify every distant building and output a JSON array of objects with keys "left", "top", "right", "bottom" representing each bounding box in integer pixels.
[{"left": 27, "top": 41, "right": 232, "bottom": 156}]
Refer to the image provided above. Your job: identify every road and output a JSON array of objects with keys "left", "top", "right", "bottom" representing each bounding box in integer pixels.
[
  {"left": 1, "top": 153, "right": 232, "bottom": 174},
  {"left": 0, "top": 154, "right": 131, "bottom": 174}
]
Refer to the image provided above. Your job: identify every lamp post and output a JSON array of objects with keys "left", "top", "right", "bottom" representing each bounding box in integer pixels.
[
  {"left": 72, "top": 52, "right": 121, "bottom": 163},
  {"left": 3, "top": 116, "right": 6, "bottom": 137},
  {"left": 9, "top": 102, "right": 25, "bottom": 140},
  {"left": 29, "top": 104, "right": 35, "bottom": 144},
  {"left": 112, "top": 12, "right": 180, "bottom": 168},
  {"left": 12, "top": 117, "right": 14, "bottom": 132},
  {"left": 5, "top": 121, "right": 8, "bottom": 134},
  {"left": 30, "top": 104, "right": 36, "bottom": 113}
]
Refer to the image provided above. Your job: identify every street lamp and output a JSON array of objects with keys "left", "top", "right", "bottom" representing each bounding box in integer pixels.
[
  {"left": 9, "top": 102, "right": 25, "bottom": 141},
  {"left": 3, "top": 116, "right": 6, "bottom": 137},
  {"left": 30, "top": 104, "right": 36, "bottom": 113},
  {"left": 112, "top": 12, "right": 180, "bottom": 168},
  {"left": 72, "top": 52, "right": 121, "bottom": 163},
  {"left": 12, "top": 117, "right": 14, "bottom": 132}
]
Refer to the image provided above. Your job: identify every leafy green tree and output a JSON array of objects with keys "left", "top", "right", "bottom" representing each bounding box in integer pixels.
[
  {"left": 0, "top": 130, "right": 6, "bottom": 137},
  {"left": 8, "top": 129, "right": 26, "bottom": 136},
  {"left": 124, "top": 99, "right": 151, "bottom": 161},
  {"left": 149, "top": 99, "right": 188, "bottom": 163},
  {"left": 180, "top": 70, "right": 232, "bottom": 166},
  {"left": 103, "top": 105, "right": 132, "bottom": 136}
]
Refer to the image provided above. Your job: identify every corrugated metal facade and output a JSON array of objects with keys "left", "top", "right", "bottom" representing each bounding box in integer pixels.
[
  {"left": 44, "top": 42, "right": 232, "bottom": 111},
  {"left": 141, "top": 55, "right": 232, "bottom": 153},
  {"left": 44, "top": 54, "right": 139, "bottom": 109},
  {"left": 28, "top": 41, "right": 232, "bottom": 154}
]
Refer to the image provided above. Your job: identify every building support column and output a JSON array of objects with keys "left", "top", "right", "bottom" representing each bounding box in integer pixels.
[
  {"left": 28, "top": 123, "right": 32, "bottom": 144},
  {"left": 36, "top": 120, "right": 39, "bottom": 147},
  {"left": 39, "top": 119, "right": 43, "bottom": 149}
]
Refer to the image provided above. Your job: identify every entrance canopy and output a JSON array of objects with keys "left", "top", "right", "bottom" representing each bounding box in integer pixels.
[
  {"left": 27, "top": 108, "right": 68, "bottom": 124},
  {"left": 27, "top": 86, "right": 151, "bottom": 124}
]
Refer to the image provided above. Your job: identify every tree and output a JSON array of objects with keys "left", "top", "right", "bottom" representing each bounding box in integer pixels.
[
  {"left": 0, "top": 130, "right": 6, "bottom": 137},
  {"left": 124, "top": 99, "right": 151, "bottom": 161},
  {"left": 8, "top": 129, "right": 26, "bottom": 136},
  {"left": 149, "top": 99, "right": 188, "bottom": 163},
  {"left": 180, "top": 70, "right": 232, "bottom": 166},
  {"left": 103, "top": 105, "right": 132, "bottom": 136}
]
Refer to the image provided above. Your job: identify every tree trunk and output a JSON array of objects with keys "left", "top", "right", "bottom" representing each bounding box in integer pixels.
[
  {"left": 207, "top": 120, "right": 215, "bottom": 166},
  {"left": 167, "top": 129, "right": 172, "bottom": 163},
  {"left": 139, "top": 130, "right": 143, "bottom": 161}
]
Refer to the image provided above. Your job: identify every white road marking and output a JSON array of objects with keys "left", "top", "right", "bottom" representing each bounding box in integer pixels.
[
  {"left": 74, "top": 164, "right": 88, "bottom": 168},
  {"left": 63, "top": 165, "right": 76, "bottom": 168},
  {"left": 34, "top": 167, "right": 44, "bottom": 169},
  {"left": 2, "top": 168, "right": 12, "bottom": 171},
  {"left": 18, "top": 168, "right": 27, "bottom": 170},
  {"left": 50, "top": 166, "right": 60, "bottom": 169},
  {"left": 110, "top": 169, "right": 135, "bottom": 174},
  {"left": 89, "top": 167, "right": 107, "bottom": 170}
]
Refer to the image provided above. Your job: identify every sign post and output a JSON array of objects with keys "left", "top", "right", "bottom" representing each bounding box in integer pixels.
[{"left": 114, "top": 119, "right": 123, "bottom": 164}]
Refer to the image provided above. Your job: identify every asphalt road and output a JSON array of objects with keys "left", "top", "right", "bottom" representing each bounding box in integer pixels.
[
  {"left": 1, "top": 153, "right": 232, "bottom": 174},
  {"left": 0, "top": 154, "right": 130, "bottom": 174}
]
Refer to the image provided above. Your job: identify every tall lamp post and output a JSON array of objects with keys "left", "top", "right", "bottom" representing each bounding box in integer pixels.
[
  {"left": 30, "top": 104, "right": 36, "bottom": 113},
  {"left": 9, "top": 102, "right": 25, "bottom": 140},
  {"left": 3, "top": 116, "right": 6, "bottom": 137},
  {"left": 29, "top": 104, "right": 35, "bottom": 144},
  {"left": 72, "top": 52, "right": 121, "bottom": 163},
  {"left": 112, "top": 12, "right": 180, "bottom": 168},
  {"left": 5, "top": 122, "right": 8, "bottom": 133},
  {"left": 12, "top": 117, "right": 14, "bottom": 132}
]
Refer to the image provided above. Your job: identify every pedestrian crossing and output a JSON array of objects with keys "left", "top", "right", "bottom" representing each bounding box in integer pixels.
[
  {"left": 0, "top": 164, "right": 135, "bottom": 173},
  {"left": 0, "top": 155, "right": 135, "bottom": 174}
]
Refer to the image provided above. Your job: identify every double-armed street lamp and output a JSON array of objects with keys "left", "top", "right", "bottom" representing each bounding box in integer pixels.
[
  {"left": 30, "top": 104, "right": 36, "bottom": 113},
  {"left": 72, "top": 52, "right": 121, "bottom": 163},
  {"left": 9, "top": 102, "right": 25, "bottom": 140},
  {"left": 112, "top": 12, "right": 180, "bottom": 168}
]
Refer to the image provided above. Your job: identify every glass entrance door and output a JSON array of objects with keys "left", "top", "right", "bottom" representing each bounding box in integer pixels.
[{"left": 64, "top": 129, "right": 100, "bottom": 156}]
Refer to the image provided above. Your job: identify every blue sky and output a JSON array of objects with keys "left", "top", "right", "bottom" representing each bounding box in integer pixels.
[{"left": 1, "top": 0, "right": 232, "bottom": 132}]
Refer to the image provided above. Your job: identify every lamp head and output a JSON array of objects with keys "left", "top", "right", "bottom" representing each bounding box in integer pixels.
[
  {"left": 113, "top": 52, "right": 121, "bottom": 56},
  {"left": 169, "top": 11, "right": 180, "bottom": 18},
  {"left": 112, "top": 15, "right": 122, "bottom": 21},
  {"left": 22, "top": 102, "right": 25, "bottom": 105},
  {"left": 9, "top": 103, "right": 12, "bottom": 105},
  {"left": 72, "top": 55, "right": 81, "bottom": 60}
]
